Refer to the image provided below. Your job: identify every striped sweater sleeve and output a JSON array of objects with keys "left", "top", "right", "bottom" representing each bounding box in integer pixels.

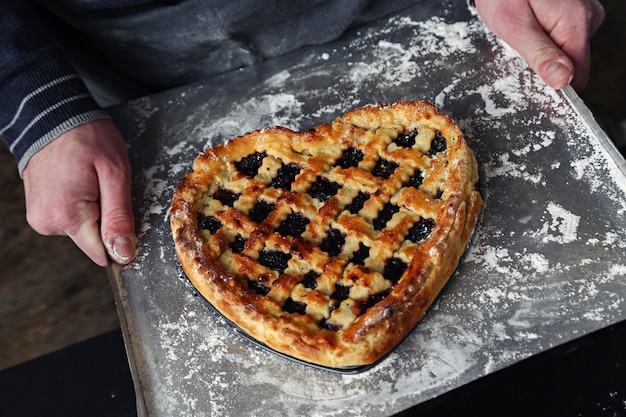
[{"left": 0, "top": 1, "right": 110, "bottom": 176}]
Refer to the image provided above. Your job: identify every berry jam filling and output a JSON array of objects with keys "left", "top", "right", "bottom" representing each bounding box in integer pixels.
[
  {"left": 213, "top": 187, "right": 240, "bottom": 206},
  {"left": 405, "top": 170, "right": 424, "bottom": 189},
  {"left": 336, "top": 147, "right": 364, "bottom": 169},
  {"left": 344, "top": 191, "right": 370, "bottom": 214},
  {"left": 372, "top": 158, "right": 399, "bottom": 179},
  {"left": 321, "top": 321, "right": 341, "bottom": 332},
  {"left": 394, "top": 129, "right": 418, "bottom": 148},
  {"left": 247, "top": 280, "right": 271, "bottom": 296},
  {"left": 269, "top": 163, "right": 301, "bottom": 190},
  {"left": 231, "top": 234, "right": 246, "bottom": 253},
  {"left": 258, "top": 249, "right": 291, "bottom": 273},
  {"left": 248, "top": 200, "right": 275, "bottom": 224},
  {"left": 276, "top": 212, "right": 310, "bottom": 237},
  {"left": 354, "top": 290, "right": 391, "bottom": 316},
  {"left": 301, "top": 271, "right": 320, "bottom": 289},
  {"left": 351, "top": 243, "right": 370, "bottom": 265},
  {"left": 383, "top": 257, "right": 408, "bottom": 284},
  {"left": 429, "top": 131, "right": 447, "bottom": 156},
  {"left": 321, "top": 283, "right": 352, "bottom": 331},
  {"left": 283, "top": 298, "right": 307, "bottom": 315},
  {"left": 407, "top": 218, "right": 435, "bottom": 244},
  {"left": 235, "top": 152, "right": 267, "bottom": 177},
  {"left": 331, "top": 283, "right": 350, "bottom": 303},
  {"left": 320, "top": 228, "right": 346, "bottom": 258},
  {"left": 198, "top": 215, "right": 222, "bottom": 233},
  {"left": 373, "top": 202, "right": 399, "bottom": 231},
  {"left": 308, "top": 176, "right": 342, "bottom": 202},
  {"left": 324, "top": 283, "right": 351, "bottom": 328}
]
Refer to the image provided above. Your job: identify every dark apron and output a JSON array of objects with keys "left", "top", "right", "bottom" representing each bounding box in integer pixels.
[{"left": 41, "top": 0, "right": 420, "bottom": 103}]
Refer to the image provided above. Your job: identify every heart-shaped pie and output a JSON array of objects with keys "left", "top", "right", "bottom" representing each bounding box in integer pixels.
[{"left": 170, "top": 100, "right": 482, "bottom": 369}]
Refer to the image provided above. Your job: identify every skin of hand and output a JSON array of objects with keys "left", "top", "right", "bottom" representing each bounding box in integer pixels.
[
  {"left": 474, "top": 0, "right": 605, "bottom": 90},
  {"left": 22, "top": 119, "right": 137, "bottom": 266}
]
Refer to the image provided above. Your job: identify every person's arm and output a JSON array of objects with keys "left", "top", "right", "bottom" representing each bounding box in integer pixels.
[
  {"left": 473, "top": 0, "right": 605, "bottom": 90},
  {"left": 0, "top": 1, "right": 137, "bottom": 266}
]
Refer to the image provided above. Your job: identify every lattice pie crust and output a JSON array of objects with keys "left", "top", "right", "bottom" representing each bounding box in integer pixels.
[{"left": 170, "top": 100, "right": 482, "bottom": 369}]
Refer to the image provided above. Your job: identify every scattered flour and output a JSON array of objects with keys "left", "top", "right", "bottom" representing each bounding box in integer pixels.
[
  {"left": 475, "top": 78, "right": 527, "bottom": 117},
  {"left": 525, "top": 202, "right": 580, "bottom": 245},
  {"left": 198, "top": 93, "right": 304, "bottom": 149}
]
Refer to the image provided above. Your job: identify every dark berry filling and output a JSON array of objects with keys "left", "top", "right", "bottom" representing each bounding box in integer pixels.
[
  {"left": 247, "top": 280, "right": 271, "bottom": 296},
  {"left": 429, "top": 131, "right": 447, "bottom": 155},
  {"left": 354, "top": 290, "right": 390, "bottom": 316},
  {"left": 344, "top": 192, "right": 370, "bottom": 214},
  {"left": 373, "top": 202, "right": 399, "bottom": 231},
  {"left": 231, "top": 234, "right": 246, "bottom": 253},
  {"left": 394, "top": 129, "right": 418, "bottom": 148},
  {"left": 383, "top": 258, "right": 408, "bottom": 284},
  {"left": 405, "top": 170, "right": 424, "bottom": 189},
  {"left": 321, "top": 283, "right": 352, "bottom": 331},
  {"left": 213, "top": 187, "right": 240, "bottom": 206},
  {"left": 283, "top": 298, "right": 307, "bottom": 315},
  {"left": 235, "top": 152, "right": 267, "bottom": 177},
  {"left": 407, "top": 218, "right": 435, "bottom": 244},
  {"left": 320, "top": 228, "right": 345, "bottom": 258},
  {"left": 248, "top": 200, "right": 275, "bottom": 224},
  {"left": 336, "top": 147, "right": 364, "bottom": 169},
  {"left": 351, "top": 243, "right": 370, "bottom": 265},
  {"left": 331, "top": 283, "right": 350, "bottom": 303},
  {"left": 308, "top": 176, "right": 342, "bottom": 202},
  {"left": 301, "top": 271, "right": 320, "bottom": 289},
  {"left": 276, "top": 212, "right": 310, "bottom": 237},
  {"left": 321, "top": 321, "right": 341, "bottom": 331},
  {"left": 372, "top": 158, "right": 399, "bottom": 179},
  {"left": 198, "top": 215, "right": 222, "bottom": 233},
  {"left": 269, "top": 163, "right": 301, "bottom": 190},
  {"left": 258, "top": 249, "right": 291, "bottom": 273}
]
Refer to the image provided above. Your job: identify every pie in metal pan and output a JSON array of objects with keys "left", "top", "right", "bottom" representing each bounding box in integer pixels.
[{"left": 170, "top": 100, "right": 482, "bottom": 370}]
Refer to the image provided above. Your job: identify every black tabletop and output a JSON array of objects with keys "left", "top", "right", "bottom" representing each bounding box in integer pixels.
[
  {"left": 0, "top": 329, "right": 135, "bottom": 417},
  {"left": 1, "top": 319, "right": 625, "bottom": 417}
]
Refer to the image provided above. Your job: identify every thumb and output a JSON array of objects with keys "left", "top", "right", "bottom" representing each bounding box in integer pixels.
[
  {"left": 519, "top": 33, "right": 575, "bottom": 90},
  {"left": 99, "top": 165, "right": 137, "bottom": 265},
  {"left": 474, "top": 0, "right": 575, "bottom": 90},
  {"left": 100, "top": 183, "right": 137, "bottom": 264},
  {"left": 101, "top": 212, "right": 137, "bottom": 265}
]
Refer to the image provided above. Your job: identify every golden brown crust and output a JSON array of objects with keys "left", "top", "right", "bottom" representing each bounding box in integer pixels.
[{"left": 170, "top": 100, "right": 482, "bottom": 368}]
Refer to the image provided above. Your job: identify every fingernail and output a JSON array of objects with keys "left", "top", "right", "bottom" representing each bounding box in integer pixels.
[
  {"left": 110, "top": 236, "right": 137, "bottom": 264},
  {"left": 546, "top": 61, "right": 573, "bottom": 89}
]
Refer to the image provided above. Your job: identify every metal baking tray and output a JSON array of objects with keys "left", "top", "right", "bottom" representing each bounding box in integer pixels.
[{"left": 106, "top": 1, "right": 626, "bottom": 415}]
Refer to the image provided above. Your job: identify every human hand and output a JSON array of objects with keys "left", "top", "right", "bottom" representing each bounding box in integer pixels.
[
  {"left": 22, "top": 119, "right": 137, "bottom": 266},
  {"left": 474, "top": 0, "right": 605, "bottom": 90}
]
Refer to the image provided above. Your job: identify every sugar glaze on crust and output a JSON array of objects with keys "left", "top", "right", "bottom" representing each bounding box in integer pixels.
[{"left": 170, "top": 100, "right": 482, "bottom": 369}]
